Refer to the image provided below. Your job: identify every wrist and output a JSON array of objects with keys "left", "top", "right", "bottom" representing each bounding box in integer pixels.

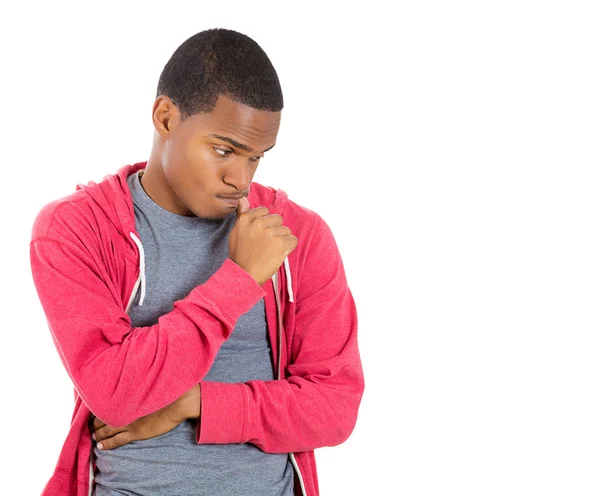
[{"left": 176, "top": 384, "right": 201, "bottom": 420}]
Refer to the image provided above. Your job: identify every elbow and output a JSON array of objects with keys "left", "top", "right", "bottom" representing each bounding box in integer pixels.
[
  {"left": 327, "top": 389, "right": 364, "bottom": 447},
  {"left": 85, "top": 397, "right": 140, "bottom": 428},
  {"left": 89, "top": 406, "right": 135, "bottom": 428},
  {"left": 325, "top": 415, "right": 359, "bottom": 447},
  {"left": 340, "top": 399, "right": 362, "bottom": 444},
  {"left": 75, "top": 370, "right": 152, "bottom": 427}
]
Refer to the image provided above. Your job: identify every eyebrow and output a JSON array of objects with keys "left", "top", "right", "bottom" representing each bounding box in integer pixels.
[{"left": 209, "top": 134, "right": 276, "bottom": 154}]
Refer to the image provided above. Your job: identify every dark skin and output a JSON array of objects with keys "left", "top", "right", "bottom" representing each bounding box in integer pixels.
[
  {"left": 91, "top": 93, "right": 287, "bottom": 450},
  {"left": 141, "top": 93, "right": 280, "bottom": 220}
]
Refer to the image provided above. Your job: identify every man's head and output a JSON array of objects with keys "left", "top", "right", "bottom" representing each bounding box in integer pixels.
[{"left": 144, "top": 28, "right": 283, "bottom": 220}]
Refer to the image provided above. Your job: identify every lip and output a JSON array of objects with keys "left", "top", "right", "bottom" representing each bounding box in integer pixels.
[{"left": 218, "top": 197, "right": 241, "bottom": 207}]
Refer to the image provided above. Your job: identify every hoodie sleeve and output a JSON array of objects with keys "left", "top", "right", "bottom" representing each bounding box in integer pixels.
[
  {"left": 197, "top": 213, "right": 365, "bottom": 453},
  {"left": 29, "top": 207, "right": 266, "bottom": 428}
]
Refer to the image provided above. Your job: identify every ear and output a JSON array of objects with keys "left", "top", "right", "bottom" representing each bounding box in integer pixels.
[{"left": 152, "top": 95, "right": 178, "bottom": 138}]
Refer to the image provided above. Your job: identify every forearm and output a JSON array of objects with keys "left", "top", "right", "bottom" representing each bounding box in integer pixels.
[
  {"left": 197, "top": 360, "right": 364, "bottom": 453},
  {"left": 197, "top": 257, "right": 364, "bottom": 453},
  {"left": 177, "top": 384, "right": 202, "bottom": 420}
]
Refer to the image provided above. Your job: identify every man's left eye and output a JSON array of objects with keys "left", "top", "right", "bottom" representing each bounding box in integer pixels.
[{"left": 214, "top": 148, "right": 231, "bottom": 156}]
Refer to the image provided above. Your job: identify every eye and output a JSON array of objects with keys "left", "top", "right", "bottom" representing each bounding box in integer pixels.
[
  {"left": 250, "top": 155, "right": 264, "bottom": 163},
  {"left": 214, "top": 147, "right": 232, "bottom": 157}
]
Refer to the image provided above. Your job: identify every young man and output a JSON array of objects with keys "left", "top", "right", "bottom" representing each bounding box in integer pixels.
[{"left": 30, "top": 28, "right": 364, "bottom": 496}]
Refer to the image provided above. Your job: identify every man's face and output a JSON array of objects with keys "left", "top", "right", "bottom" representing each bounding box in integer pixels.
[{"left": 155, "top": 94, "right": 281, "bottom": 220}]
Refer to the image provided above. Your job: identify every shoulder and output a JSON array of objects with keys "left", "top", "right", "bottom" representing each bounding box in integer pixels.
[
  {"left": 249, "top": 181, "right": 337, "bottom": 257},
  {"left": 250, "top": 180, "right": 320, "bottom": 222},
  {"left": 30, "top": 189, "right": 93, "bottom": 243}
]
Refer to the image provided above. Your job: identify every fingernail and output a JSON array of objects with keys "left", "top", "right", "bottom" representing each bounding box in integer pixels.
[
  {"left": 97, "top": 443, "right": 104, "bottom": 450},
  {"left": 91, "top": 433, "right": 96, "bottom": 441}
]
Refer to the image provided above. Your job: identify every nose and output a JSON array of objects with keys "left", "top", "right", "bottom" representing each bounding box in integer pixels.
[{"left": 222, "top": 160, "right": 252, "bottom": 191}]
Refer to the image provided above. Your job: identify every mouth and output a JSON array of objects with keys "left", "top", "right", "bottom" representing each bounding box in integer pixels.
[{"left": 218, "top": 197, "right": 240, "bottom": 207}]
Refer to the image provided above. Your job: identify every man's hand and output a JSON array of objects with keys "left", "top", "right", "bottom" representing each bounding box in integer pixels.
[
  {"left": 229, "top": 196, "right": 298, "bottom": 286},
  {"left": 90, "top": 384, "right": 201, "bottom": 450}
]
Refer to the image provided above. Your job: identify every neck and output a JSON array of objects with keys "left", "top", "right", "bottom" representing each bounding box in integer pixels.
[{"left": 140, "top": 147, "right": 192, "bottom": 216}]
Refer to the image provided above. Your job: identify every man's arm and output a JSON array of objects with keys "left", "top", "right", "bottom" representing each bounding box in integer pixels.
[
  {"left": 30, "top": 225, "right": 264, "bottom": 427},
  {"left": 32, "top": 197, "right": 296, "bottom": 429},
  {"left": 86, "top": 213, "right": 363, "bottom": 453},
  {"left": 197, "top": 214, "right": 365, "bottom": 453}
]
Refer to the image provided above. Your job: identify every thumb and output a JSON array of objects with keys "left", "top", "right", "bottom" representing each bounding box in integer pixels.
[{"left": 236, "top": 196, "right": 250, "bottom": 217}]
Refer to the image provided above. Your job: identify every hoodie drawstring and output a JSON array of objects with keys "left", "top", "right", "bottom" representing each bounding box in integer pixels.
[
  {"left": 129, "top": 232, "right": 146, "bottom": 305},
  {"left": 283, "top": 256, "right": 294, "bottom": 302},
  {"left": 129, "top": 231, "right": 293, "bottom": 306}
]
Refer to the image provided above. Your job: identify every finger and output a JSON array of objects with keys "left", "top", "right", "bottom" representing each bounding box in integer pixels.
[
  {"left": 236, "top": 196, "right": 251, "bottom": 217},
  {"left": 92, "top": 417, "right": 106, "bottom": 431},
  {"left": 269, "top": 226, "right": 292, "bottom": 237},
  {"left": 97, "top": 431, "right": 132, "bottom": 451},
  {"left": 94, "top": 425, "right": 126, "bottom": 443},
  {"left": 285, "top": 235, "right": 298, "bottom": 256},
  {"left": 239, "top": 205, "right": 270, "bottom": 220},
  {"left": 256, "top": 214, "right": 283, "bottom": 228}
]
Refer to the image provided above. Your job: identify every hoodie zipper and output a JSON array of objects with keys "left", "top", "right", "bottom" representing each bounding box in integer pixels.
[{"left": 273, "top": 270, "right": 307, "bottom": 496}]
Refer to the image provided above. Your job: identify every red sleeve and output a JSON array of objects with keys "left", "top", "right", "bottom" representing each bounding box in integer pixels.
[
  {"left": 30, "top": 234, "right": 265, "bottom": 428},
  {"left": 197, "top": 214, "right": 365, "bottom": 453}
]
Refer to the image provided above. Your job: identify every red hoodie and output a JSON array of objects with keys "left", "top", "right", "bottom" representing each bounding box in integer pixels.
[{"left": 29, "top": 161, "right": 364, "bottom": 496}]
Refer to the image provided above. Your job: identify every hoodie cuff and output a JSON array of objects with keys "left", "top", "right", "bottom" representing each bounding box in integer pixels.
[
  {"left": 196, "top": 381, "right": 248, "bottom": 444},
  {"left": 194, "top": 258, "right": 266, "bottom": 327}
]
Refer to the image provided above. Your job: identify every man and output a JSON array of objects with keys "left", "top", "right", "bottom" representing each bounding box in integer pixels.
[{"left": 30, "top": 28, "right": 364, "bottom": 496}]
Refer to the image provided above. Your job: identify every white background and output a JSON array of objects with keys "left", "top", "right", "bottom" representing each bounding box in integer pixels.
[{"left": 1, "top": 1, "right": 599, "bottom": 494}]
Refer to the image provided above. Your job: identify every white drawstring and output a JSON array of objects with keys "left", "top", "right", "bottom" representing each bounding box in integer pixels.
[
  {"left": 284, "top": 256, "right": 294, "bottom": 302},
  {"left": 129, "top": 232, "right": 146, "bottom": 305}
]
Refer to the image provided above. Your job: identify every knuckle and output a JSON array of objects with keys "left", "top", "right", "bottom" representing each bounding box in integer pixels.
[
  {"left": 97, "top": 427, "right": 107, "bottom": 441},
  {"left": 107, "top": 434, "right": 121, "bottom": 450},
  {"left": 115, "top": 433, "right": 127, "bottom": 448}
]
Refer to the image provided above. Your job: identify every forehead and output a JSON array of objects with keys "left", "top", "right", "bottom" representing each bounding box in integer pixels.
[{"left": 183, "top": 95, "right": 281, "bottom": 144}]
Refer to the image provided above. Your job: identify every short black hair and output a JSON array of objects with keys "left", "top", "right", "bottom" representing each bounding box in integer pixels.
[{"left": 156, "top": 28, "right": 283, "bottom": 120}]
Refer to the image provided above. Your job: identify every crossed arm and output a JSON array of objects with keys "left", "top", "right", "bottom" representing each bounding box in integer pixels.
[{"left": 32, "top": 212, "right": 363, "bottom": 454}]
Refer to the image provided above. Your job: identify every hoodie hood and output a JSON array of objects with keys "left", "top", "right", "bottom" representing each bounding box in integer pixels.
[{"left": 75, "top": 160, "right": 294, "bottom": 306}]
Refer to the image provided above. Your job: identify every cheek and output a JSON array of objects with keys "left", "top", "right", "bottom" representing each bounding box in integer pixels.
[
  {"left": 192, "top": 146, "right": 219, "bottom": 167},
  {"left": 178, "top": 142, "right": 219, "bottom": 169},
  {"left": 161, "top": 137, "right": 188, "bottom": 175},
  {"left": 171, "top": 146, "right": 225, "bottom": 192},
  {"left": 165, "top": 142, "right": 209, "bottom": 174}
]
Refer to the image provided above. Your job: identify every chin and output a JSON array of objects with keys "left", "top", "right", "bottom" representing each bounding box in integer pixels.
[{"left": 195, "top": 208, "right": 233, "bottom": 221}]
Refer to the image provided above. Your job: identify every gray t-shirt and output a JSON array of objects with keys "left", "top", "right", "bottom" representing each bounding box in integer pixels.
[{"left": 93, "top": 170, "right": 294, "bottom": 496}]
